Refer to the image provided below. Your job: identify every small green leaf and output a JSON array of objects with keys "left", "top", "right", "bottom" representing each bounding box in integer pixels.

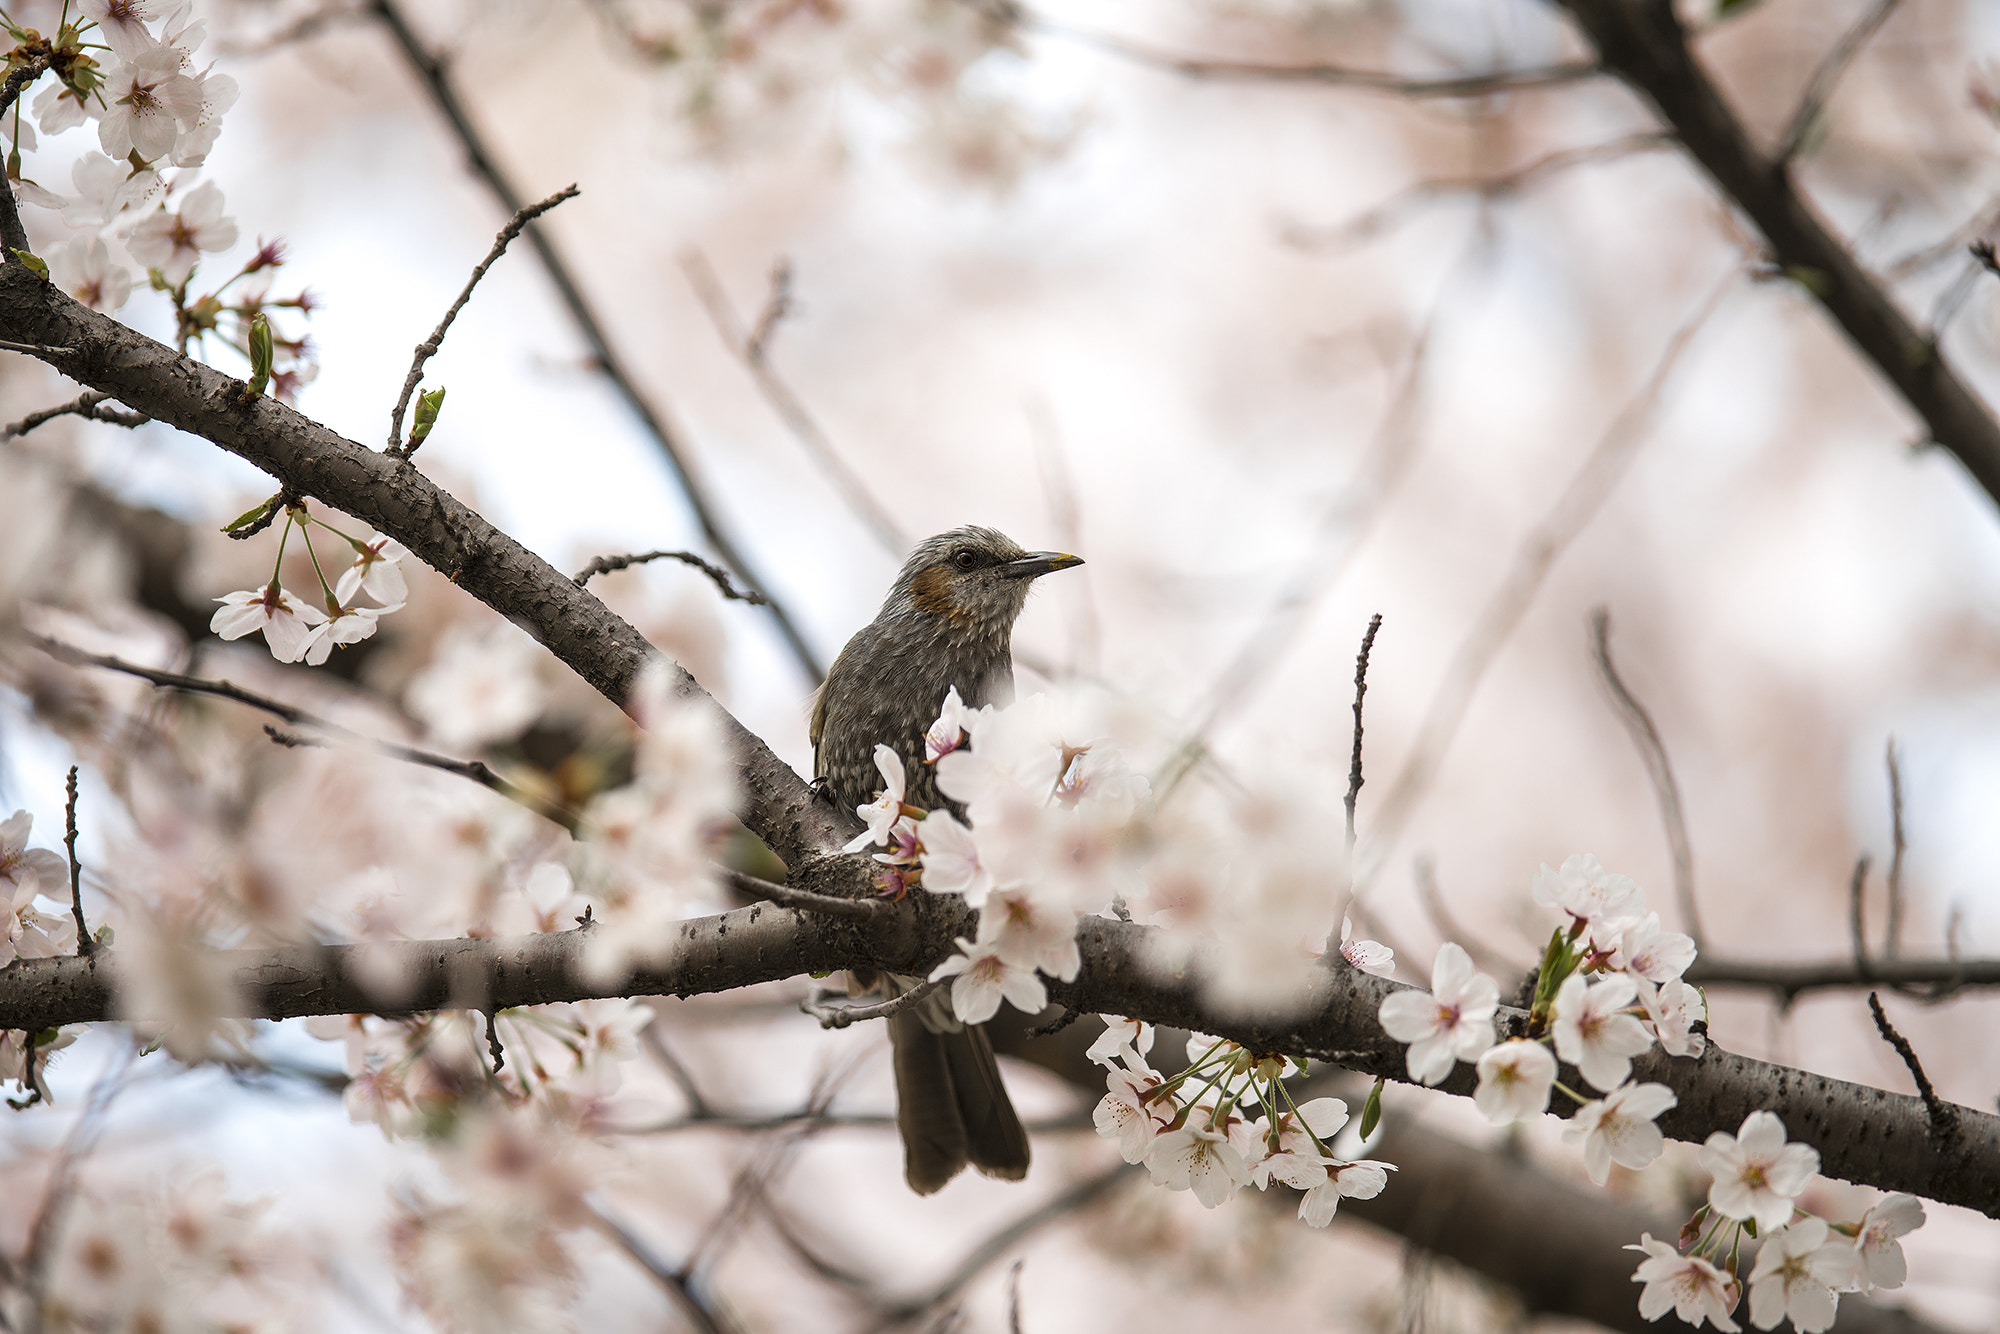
[
  {"left": 409, "top": 386, "right": 446, "bottom": 444},
  {"left": 10, "top": 248, "right": 48, "bottom": 280},
  {"left": 221, "top": 495, "right": 280, "bottom": 535},
  {"left": 1359, "top": 1076, "right": 1385, "bottom": 1139}
]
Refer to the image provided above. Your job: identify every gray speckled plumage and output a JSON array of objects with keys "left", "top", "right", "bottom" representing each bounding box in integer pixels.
[{"left": 811, "top": 525, "right": 1082, "bottom": 1194}]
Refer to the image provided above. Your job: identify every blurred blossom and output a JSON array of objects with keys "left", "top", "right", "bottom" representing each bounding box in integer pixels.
[
  {"left": 406, "top": 620, "right": 550, "bottom": 751},
  {"left": 47, "top": 236, "right": 134, "bottom": 311}
]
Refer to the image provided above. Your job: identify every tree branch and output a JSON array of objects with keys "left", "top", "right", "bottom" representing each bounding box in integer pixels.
[{"left": 1554, "top": 0, "right": 2000, "bottom": 510}]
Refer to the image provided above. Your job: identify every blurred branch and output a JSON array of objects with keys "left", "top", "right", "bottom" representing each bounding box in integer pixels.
[
  {"left": 870, "top": 1165, "right": 1132, "bottom": 1330},
  {"left": 1684, "top": 954, "right": 2000, "bottom": 1000},
  {"left": 30, "top": 634, "right": 583, "bottom": 831},
  {"left": 1554, "top": 0, "right": 2000, "bottom": 511},
  {"left": 1284, "top": 132, "right": 1674, "bottom": 252},
  {"left": 365, "top": 0, "right": 824, "bottom": 682},
  {"left": 1589, "top": 608, "right": 1703, "bottom": 947},
  {"left": 588, "top": 1203, "right": 739, "bottom": 1334},
  {"left": 1012, "top": 5, "right": 1601, "bottom": 99},
  {"left": 1776, "top": 0, "right": 1905, "bottom": 165},
  {"left": 1357, "top": 267, "right": 1739, "bottom": 897},
  {"left": 679, "top": 250, "right": 908, "bottom": 555}
]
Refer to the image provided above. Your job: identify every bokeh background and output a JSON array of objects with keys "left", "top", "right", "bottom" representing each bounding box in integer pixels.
[{"left": 6, "top": 0, "right": 2000, "bottom": 1328}]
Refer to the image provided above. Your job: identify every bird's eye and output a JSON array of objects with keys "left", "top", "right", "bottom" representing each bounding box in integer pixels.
[{"left": 953, "top": 549, "right": 978, "bottom": 570}]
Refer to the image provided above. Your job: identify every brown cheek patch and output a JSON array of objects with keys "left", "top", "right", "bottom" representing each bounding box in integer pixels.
[{"left": 911, "top": 566, "right": 965, "bottom": 620}]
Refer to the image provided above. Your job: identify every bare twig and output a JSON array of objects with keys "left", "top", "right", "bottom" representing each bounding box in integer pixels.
[
  {"left": 1868, "top": 992, "right": 1954, "bottom": 1137},
  {"left": 800, "top": 979, "right": 941, "bottom": 1030},
  {"left": 1356, "top": 268, "right": 1740, "bottom": 897},
  {"left": 482, "top": 1008, "right": 506, "bottom": 1073},
  {"left": 572, "top": 548, "right": 767, "bottom": 604},
  {"left": 386, "top": 184, "right": 580, "bottom": 456},
  {"left": 369, "top": 0, "right": 823, "bottom": 681},
  {"left": 1344, "top": 614, "right": 1383, "bottom": 857},
  {"left": 717, "top": 866, "right": 885, "bottom": 920},
  {"left": 3, "top": 391, "right": 149, "bottom": 441},
  {"left": 679, "top": 250, "right": 907, "bottom": 555},
  {"left": 1776, "top": 0, "right": 1905, "bottom": 165},
  {"left": 61, "top": 768, "right": 93, "bottom": 957},
  {"left": 32, "top": 635, "right": 581, "bottom": 830},
  {"left": 1588, "top": 609, "right": 1703, "bottom": 946},
  {"left": 0, "top": 340, "right": 75, "bottom": 356}
]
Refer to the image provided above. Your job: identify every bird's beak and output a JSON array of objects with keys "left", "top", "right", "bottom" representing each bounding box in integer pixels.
[{"left": 1000, "top": 551, "right": 1084, "bottom": 580}]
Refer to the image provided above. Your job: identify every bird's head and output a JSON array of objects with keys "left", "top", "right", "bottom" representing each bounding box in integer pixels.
[{"left": 884, "top": 526, "right": 1083, "bottom": 637}]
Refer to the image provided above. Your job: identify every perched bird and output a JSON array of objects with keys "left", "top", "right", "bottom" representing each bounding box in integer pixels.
[{"left": 811, "top": 525, "right": 1083, "bottom": 1193}]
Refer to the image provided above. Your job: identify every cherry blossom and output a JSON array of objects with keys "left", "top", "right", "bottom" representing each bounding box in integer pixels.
[
  {"left": 1248, "top": 1097, "right": 1348, "bottom": 1190},
  {"left": 1473, "top": 1039, "right": 1556, "bottom": 1124},
  {"left": 1851, "top": 1193, "right": 1924, "bottom": 1289},
  {"left": 1094, "top": 1066, "right": 1172, "bottom": 1162},
  {"left": 81, "top": 0, "right": 170, "bottom": 61},
  {"left": 924, "top": 684, "right": 975, "bottom": 761},
  {"left": 1532, "top": 853, "right": 1646, "bottom": 942},
  {"left": 127, "top": 179, "right": 239, "bottom": 286},
  {"left": 1086, "top": 1016, "right": 1155, "bottom": 1073},
  {"left": 1146, "top": 1118, "right": 1253, "bottom": 1208},
  {"left": 1746, "top": 1218, "right": 1852, "bottom": 1332},
  {"left": 1701, "top": 1110, "right": 1820, "bottom": 1232},
  {"left": 1628, "top": 1234, "right": 1741, "bottom": 1331},
  {"left": 335, "top": 533, "right": 411, "bottom": 605},
  {"left": 1565, "top": 1079, "right": 1677, "bottom": 1185},
  {"left": 211, "top": 582, "right": 326, "bottom": 662},
  {"left": 1339, "top": 915, "right": 1395, "bottom": 977},
  {"left": 929, "top": 935, "right": 1045, "bottom": 1023},
  {"left": 299, "top": 599, "right": 400, "bottom": 665},
  {"left": 915, "top": 808, "right": 991, "bottom": 903},
  {"left": 1377, "top": 942, "right": 1498, "bottom": 1084},
  {"left": 1644, "top": 977, "right": 1708, "bottom": 1058},
  {"left": 1616, "top": 912, "right": 1697, "bottom": 984},
  {"left": 845, "top": 744, "right": 909, "bottom": 851},
  {"left": 56, "top": 152, "right": 161, "bottom": 230},
  {"left": 1297, "top": 1159, "right": 1394, "bottom": 1228},
  {"left": 97, "top": 45, "right": 204, "bottom": 161},
  {"left": 1551, "top": 972, "right": 1655, "bottom": 1092},
  {"left": 973, "top": 883, "right": 1080, "bottom": 980}
]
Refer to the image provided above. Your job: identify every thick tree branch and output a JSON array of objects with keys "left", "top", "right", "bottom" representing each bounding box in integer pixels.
[
  {"left": 1554, "top": 0, "right": 2000, "bottom": 509},
  {"left": 4, "top": 907, "right": 1997, "bottom": 1218},
  {"left": 0, "top": 262, "right": 846, "bottom": 870}
]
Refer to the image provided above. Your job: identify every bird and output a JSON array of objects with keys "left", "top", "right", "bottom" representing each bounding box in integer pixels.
[{"left": 811, "top": 525, "right": 1083, "bottom": 1194}]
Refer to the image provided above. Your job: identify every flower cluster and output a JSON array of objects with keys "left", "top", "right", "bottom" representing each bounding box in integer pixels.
[
  {"left": 6, "top": 2, "right": 318, "bottom": 394},
  {"left": 1374, "top": 856, "right": 1705, "bottom": 1187},
  {"left": 1630, "top": 1111, "right": 1925, "bottom": 1331},
  {"left": 1091, "top": 1022, "right": 1394, "bottom": 1225},
  {"left": 211, "top": 507, "right": 408, "bottom": 665},
  {"left": 844, "top": 688, "right": 1150, "bottom": 1025}
]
